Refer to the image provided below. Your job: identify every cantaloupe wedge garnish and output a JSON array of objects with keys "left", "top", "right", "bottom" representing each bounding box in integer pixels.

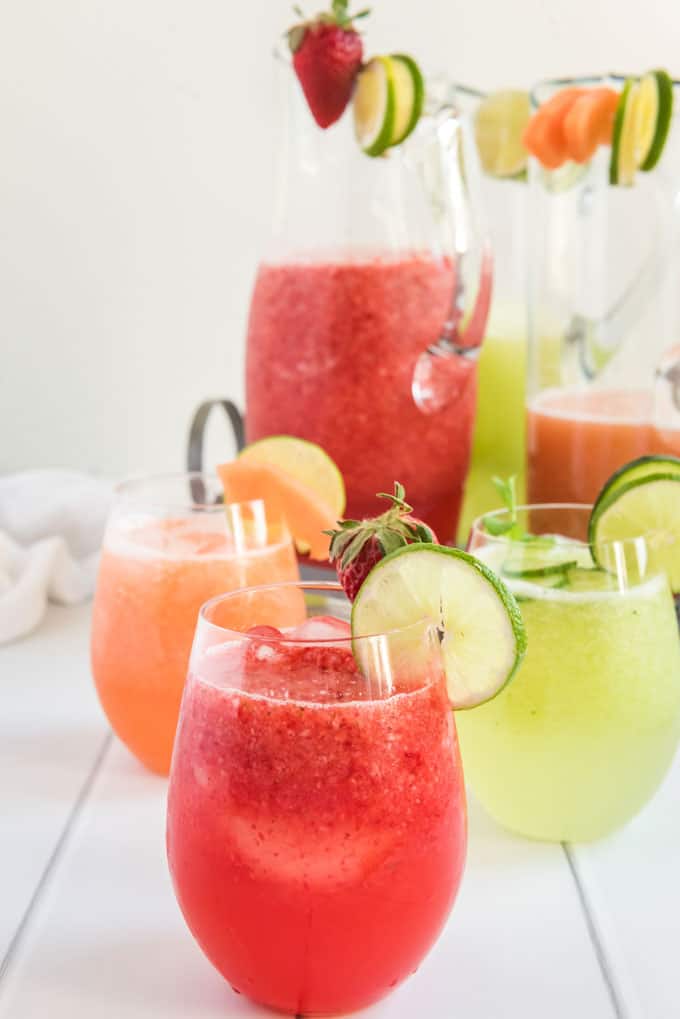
[
  {"left": 524, "top": 86, "right": 621, "bottom": 171},
  {"left": 217, "top": 459, "right": 336, "bottom": 561},
  {"left": 563, "top": 88, "right": 619, "bottom": 163},
  {"left": 523, "top": 88, "right": 587, "bottom": 168}
]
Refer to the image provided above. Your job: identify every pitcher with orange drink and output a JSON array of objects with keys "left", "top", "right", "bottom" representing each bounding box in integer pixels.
[{"left": 524, "top": 72, "right": 680, "bottom": 503}]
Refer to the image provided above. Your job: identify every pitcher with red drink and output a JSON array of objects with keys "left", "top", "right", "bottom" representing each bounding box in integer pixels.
[{"left": 246, "top": 53, "right": 491, "bottom": 544}]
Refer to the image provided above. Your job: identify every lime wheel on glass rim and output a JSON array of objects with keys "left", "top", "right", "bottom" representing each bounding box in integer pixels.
[{"left": 351, "top": 543, "right": 527, "bottom": 709}]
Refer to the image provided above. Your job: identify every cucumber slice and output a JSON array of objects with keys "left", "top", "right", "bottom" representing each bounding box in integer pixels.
[
  {"left": 351, "top": 543, "right": 527, "bottom": 709},
  {"left": 502, "top": 560, "right": 579, "bottom": 581},
  {"left": 353, "top": 57, "right": 395, "bottom": 158},
  {"left": 592, "top": 454, "right": 680, "bottom": 519},
  {"left": 389, "top": 54, "right": 424, "bottom": 147},
  {"left": 639, "top": 69, "right": 674, "bottom": 171},
  {"left": 561, "top": 566, "right": 620, "bottom": 593},
  {"left": 589, "top": 472, "right": 680, "bottom": 592},
  {"left": 499, "top": 535, "right": 592, "bottom": 578}
]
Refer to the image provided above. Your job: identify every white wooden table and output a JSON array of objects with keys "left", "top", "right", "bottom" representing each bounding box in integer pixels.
[{"left": 1, "top": 605, "right": 678, "bottom": 1019}]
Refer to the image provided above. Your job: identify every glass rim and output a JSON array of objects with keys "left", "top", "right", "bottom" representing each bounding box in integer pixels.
[
  {"left": 199, "top": 580, "right": 436, "bottom": 646},
  {"left": 469, "top": 502, "right": 652, "bottom": 553},
  {"left": 531, "top": 73, "right": 680, "bottom": 109},
  {"left": 114, "top": 471, "right": 227, "bottom": 514}
]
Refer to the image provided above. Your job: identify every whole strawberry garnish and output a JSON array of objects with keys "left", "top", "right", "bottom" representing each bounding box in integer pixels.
[
  {"left": 288, "top": 0, "right": 369, "bottom": 129},
  {"left": 326, "top": 483, "right": 438, "bottom": 601}
]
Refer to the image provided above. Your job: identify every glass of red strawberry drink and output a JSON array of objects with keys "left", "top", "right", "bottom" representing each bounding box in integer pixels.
[
  {"left": 167, "top": 580, "right": 467, "bottom": 1016},
  {"left": 245, "top": 5, "right": 492, "bottom": 544}
]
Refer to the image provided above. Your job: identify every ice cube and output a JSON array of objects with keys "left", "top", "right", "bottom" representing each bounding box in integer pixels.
[
  {"left": 287, "top": 616, "right": 352, "bottom": 643},
  {"left": 199, "top": 640, "right": 245, "bottom": 688}
]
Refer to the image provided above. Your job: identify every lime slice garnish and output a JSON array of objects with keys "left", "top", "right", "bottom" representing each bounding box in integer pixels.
[
  {"left": 474, "top": 90, "right": 531, "bottom": 178},
  {"left": 353, "top": 57, "right": 395, "bottom": 157},
  {"left": 389, "top": 54, "right": 424, "bottom": 146},
  {"left": 592, "top": 453, "right": 680, "bottom": 520},
  {"left": 638, "top": 69, "right": 674, "bottom": 171},
  {"left": 238, "top": 435, "right": 346, "bottom": 517},
  {"left": 610, "top": 70, "right": 674, "bottom": 185},
  {"left": 589, "top": 472, "right": 680, "bottom": 592},
  {"left": 610, "top": 78, "right": 639, "bottom": 186},
  {"left": 351, "top": 544, "right": 527, "bottom": 708},
  {"left": 353, "top": 54, "right": 424, "bottom": 157}
]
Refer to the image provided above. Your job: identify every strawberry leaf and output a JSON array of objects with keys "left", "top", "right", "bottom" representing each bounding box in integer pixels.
[
  {"left": 379, "top": 529, "right": 407, "bottom": 555},
  {"left": 412, "top": 521, "right": 436, "bottom": 542},
  {"left": 340, "top": 530, "right": 368, "bottom": 568},
  {"left": 377, "top": 482, "right": 413, "bottom": 514}
]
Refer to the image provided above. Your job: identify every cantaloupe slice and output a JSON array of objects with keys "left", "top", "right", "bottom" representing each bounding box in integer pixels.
[
  {"left": 563, "top": 88, "right": 619, "bottom": 163},
  {"left": 523, "top": 87, "right": 587, "bottom": 169},
  {"left": 217, "top": 459, "right": 336, "bottom": 561}
]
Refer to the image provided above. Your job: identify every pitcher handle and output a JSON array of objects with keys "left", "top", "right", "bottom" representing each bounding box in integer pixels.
[
  {"left": 187, "top": 399, "right": 245, "bottom": 473},
  {"left": 412, "top": 106, "right": 493, "bottom": 414}
]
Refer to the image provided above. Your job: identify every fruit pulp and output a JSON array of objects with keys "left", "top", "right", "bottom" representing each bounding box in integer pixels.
[
  {"left": 245, "top": 253, "right": 477, "bottom": 544},
  {"left": 527, "top": 387, "right": 680, "bottom": 505},
  {"left": 90, "top": 517, "right": 299, "bottom": 775},
  {"left": 456, "top": 546, "right": 680, "bottom": 841},
  {"left": 167, "top": 621, "right": 466, "bottom": 1015}
]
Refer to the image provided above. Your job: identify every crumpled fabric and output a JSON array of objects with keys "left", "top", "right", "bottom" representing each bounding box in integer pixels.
[{"left": 0, "top": 470, "right": 114, "bottom": 644}]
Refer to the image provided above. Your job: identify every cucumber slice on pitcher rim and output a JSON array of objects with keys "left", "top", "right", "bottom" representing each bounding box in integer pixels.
[
  {"left": 589, "top": 472, "right": 680, "bottom": 592},
  {"left": 351, "top": 544, "right": 527, "bottom": 709}
]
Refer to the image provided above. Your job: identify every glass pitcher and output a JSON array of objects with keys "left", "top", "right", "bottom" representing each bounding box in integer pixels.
[
  {"left": 526, "top": 74, "right": 680, "bottom": 506},
  {"left": 454, "top": 85, "right": 530, "bottom": 542},
  {"left": 245, "top": 58, "right": 492, "bottom": 544}
]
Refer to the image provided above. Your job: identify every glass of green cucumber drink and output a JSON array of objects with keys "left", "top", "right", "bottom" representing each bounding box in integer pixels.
[{"left": 457, "top": 497, "right": 680, "bottom": 843}]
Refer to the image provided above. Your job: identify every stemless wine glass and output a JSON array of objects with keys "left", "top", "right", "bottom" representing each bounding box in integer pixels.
[
  {"left": 90, "top": 473, "right": 299, "bottom": 775},
  {"left": 455, "top": 504, "right": 680, "bottom": 842},
  {"left": 167, "top": 581, "right": 467, "bottom": 1016}
]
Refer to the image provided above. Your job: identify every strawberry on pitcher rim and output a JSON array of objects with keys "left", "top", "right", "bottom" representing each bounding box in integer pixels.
[{"left": 288, "top": 0, "right": 369, "bottom": 129}]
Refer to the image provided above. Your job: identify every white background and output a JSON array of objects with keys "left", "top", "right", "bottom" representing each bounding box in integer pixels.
[{"left": 1, "top": 0, "right": 678, "bottom": 478}]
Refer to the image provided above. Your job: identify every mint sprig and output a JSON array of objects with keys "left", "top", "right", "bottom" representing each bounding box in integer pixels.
[
  {"left": 482, "top": 475, "right": 559, "bottom": 551},
  {"left": 482, "top": 475, "right": 519, "bottom": 536}
]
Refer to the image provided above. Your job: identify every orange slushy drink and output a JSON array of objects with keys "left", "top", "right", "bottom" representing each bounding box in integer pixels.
[
  {"left": 528, "top": 388, "right": 680, "bottom": 505},
  {"left": 91, "top": 475, "right": 299, "bottom": 774}
]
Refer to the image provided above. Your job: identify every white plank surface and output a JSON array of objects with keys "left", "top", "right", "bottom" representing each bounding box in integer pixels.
[
  {"left": 568, "top": 750, "right": 680, "bottom": 1019},
  {"left": 0, "top": 740, "right": 614, "bottom": 1018},
  {"left": 0, "top": 604, "right": 107, "bottom": 966}
]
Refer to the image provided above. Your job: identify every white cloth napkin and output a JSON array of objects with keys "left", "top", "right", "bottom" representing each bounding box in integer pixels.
[{"left": 0, "top": 471, "right": 114, "bottom": 644}]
